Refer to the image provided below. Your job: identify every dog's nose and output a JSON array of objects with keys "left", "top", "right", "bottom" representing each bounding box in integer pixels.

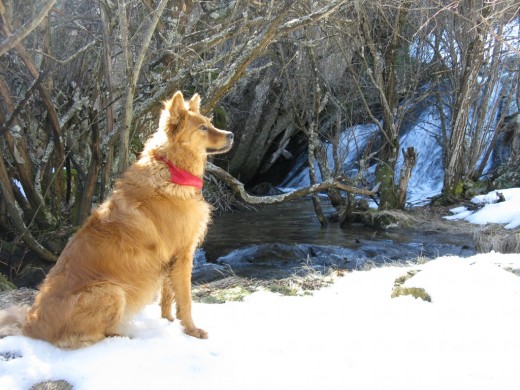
[{"left": 227, "top": 133, "right": 234, "bottom": 142}]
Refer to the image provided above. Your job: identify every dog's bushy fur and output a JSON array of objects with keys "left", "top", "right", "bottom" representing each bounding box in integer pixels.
[{"left": 0, "top": 91, "right": 233, "bottom": 348}]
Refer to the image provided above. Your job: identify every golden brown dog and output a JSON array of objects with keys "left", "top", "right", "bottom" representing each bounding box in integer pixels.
[{"left": 0, "top": 91, "right": 233, "bottom": 348}]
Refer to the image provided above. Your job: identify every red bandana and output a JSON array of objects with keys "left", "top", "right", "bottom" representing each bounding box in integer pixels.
[{"left": 156, "top": 156, "right": 203, "bottom": 189}]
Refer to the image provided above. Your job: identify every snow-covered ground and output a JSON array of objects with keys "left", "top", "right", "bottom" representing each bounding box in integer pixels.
[
  {"left": 1, "top": 189, "right": 519, "bottom": 390},
  {"left": 445, "top": 188, "right": 520, "bottom": 229},
  {"left": 1, "top": 252, "right": 519, "bottom": 390}
]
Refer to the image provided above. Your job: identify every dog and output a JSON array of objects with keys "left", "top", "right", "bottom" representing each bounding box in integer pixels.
[{"left": 0, "top": 91, "right": 233, "bottom": 348}]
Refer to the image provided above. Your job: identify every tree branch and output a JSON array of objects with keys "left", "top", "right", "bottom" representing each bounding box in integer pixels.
[
  {"left": 0, "top": 154, "right": 58, "bottom": 262},
  {"left": 206, "top": 162, "right": 379, "bottom": 205},
  {"left": 0, "top": 0, "right": 58, "bottom": 56}
]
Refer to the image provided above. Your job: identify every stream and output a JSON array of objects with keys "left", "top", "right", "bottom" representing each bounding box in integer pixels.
[{"left": 193, "top": 198, "right": 476, "bottom": 283}]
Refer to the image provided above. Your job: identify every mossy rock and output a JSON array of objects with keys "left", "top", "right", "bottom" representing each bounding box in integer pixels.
[
  {"left": 393, "top": 270, "right": 420, "bottom": 286},
  {"left": 493, "top": 170, "right": 520, "bottom": 189},
  {"left": 391, "top": 270, "right": 431, "bottom": 302},
  {"left": 462, "top": 179, "right": 488, "bottom": 198},
  {"left": 363, "top": 210, "right": 417, "bottom": 230},
  {"left": 0, "top": 273, "right": 15, "bottom": 291},
  {"left": 30, "top": 380, "right": 73, "bottom": 390},
  {"left": 391, "top": 286, "right": 431, "bottom": 302}
]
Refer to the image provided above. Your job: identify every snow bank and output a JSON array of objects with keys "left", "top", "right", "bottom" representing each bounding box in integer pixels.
[
  {"left": 445, "top": 188, "right": 520, "bottom": 229},
  {"left": 1, "top": 252, "right": 520, "bottom": 390}
]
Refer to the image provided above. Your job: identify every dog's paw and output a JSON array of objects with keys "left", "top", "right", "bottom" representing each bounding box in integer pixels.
[
  {"left": 185, "top": 327, "right": 208, "bottom": 339},
  {"left": 160, "top": 308, "right": 174, "bottom": 321},
  {"left": 162, "top": 314, "right": 175, "bottom": 322}
]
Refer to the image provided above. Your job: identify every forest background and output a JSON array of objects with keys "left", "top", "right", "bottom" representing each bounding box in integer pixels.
[{"left": 0, "top": 0, "right": 519, "bottom": 268}]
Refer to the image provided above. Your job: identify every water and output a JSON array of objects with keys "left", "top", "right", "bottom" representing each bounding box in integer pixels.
[
  {"left": 281, "top": 109, "right": 445, "bottom": 207},
  {"left": 203, "top": 198, "right": 373, "bottom": 261},
  {"left": 200, "top": 198, "right": 475, "bottom": 280}
]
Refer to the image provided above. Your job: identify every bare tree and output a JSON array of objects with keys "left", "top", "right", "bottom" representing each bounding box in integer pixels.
[
  {"left": 1, "top": 0, "right": 518, "bottom": 271},
  {"left": 0, "top": 0, "right": 351, "bottom": 267},
  {"left": 428, "top": 0, "right": 519, "bottom": 196},
  {"left": 333, "top": 0, "right": 431, "bottom": 209}
]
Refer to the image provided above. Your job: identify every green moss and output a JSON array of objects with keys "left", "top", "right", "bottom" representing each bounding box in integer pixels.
[
  {"left": 375, "top": 164, "right": 398, "bottom": 209},
  {"left": 391, "top": 270, "right": 431, "bottom": 302},
  {"left": 0, "top": 273, "right": 15, "bottom": 291},
  {"left": 454, "top": 181, "right": 464, "bottom": 197},
  {"left": 212, "top": 106, "right": 228, "bottom": 129},
  {"left": 391, "top": 286, "right": 431, "bottom": 302},
  {"left": 463, "top": 180, "right": 488, "bottom": 198}
]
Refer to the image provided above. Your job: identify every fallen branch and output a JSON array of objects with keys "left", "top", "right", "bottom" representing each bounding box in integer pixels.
[{"left": 206, "top": 162, "right": 379, "bottom": 205}]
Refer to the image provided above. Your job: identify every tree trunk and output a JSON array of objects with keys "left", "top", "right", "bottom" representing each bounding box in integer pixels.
[
  {"left": 356, "top": 0, "right": 410, "bottom": 210},
  {"left": 397, "top": 147, "right": 417, "bottom": 209},
  {"left": 375, "top": 137, "right": 399, "bottom": 209},
  {"left": 443, "top": 2, "right": 486, "bottom": 195},
  {"left": 73, "top": 116, "right": 101, "bottom": 225}
]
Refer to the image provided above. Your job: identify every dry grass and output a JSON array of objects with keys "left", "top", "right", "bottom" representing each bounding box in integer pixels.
[
  {"left": 363, "top": 209, "right": 418, "bottom": 229},
  {"left": 474, "top": 224, "right": 520, "bottom": 254},
  {"left": 192, "top": 267, "right": 345, "bottom": 304}
]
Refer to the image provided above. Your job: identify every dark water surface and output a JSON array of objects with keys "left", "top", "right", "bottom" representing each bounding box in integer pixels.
[
  {"left": 201, "top": 198, "right": 474, "bottom": 274},
  {"left": 203, "top": 199, "right": 374, "bottom": 261}
]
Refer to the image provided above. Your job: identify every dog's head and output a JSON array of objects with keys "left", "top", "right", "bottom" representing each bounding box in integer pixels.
[{"left": 160, "top": 91, "right": 234, "bottom": 156}]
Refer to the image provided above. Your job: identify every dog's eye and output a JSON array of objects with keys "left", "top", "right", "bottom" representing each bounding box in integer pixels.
[{"left": 199, "top": 125, "right": 208, "bottom": 132}]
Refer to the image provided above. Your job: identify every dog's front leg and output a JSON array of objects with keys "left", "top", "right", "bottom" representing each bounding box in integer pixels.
[
  {"left": 162, "top": 255, "right": 208, "bottom": 339},
  {"left": 160, "top": 274, "right": 175, "bottom": 321}
]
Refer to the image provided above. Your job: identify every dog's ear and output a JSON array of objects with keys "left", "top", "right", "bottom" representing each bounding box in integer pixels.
[
  {"left": 188, "top": 93, "right": 201, "bottom": 113},
  {"left": 168, "top": 91, "right": 187, "bottom": 125}
]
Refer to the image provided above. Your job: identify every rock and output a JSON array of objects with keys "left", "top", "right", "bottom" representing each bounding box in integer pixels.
[
  {"left": 16, "top": 265, "right": 47, "bottom": 288},
  {"left": 474, "top": 224, "right": 520, "bottom": 253},
  {"left": 250, "top": 182, "right": 283, "bottom": 196},
  {"left": 492, "top": 165, "right": 520, "bottom": 189},
  {"left": 0, "top": 288, "right": 37, "bottom": 309},
  {"left": 363, "top": 210, "right": 417, "bottom": 230},
  {"left": 30, "top": 380, "right": 73, "bottom": 390},
  {"left": 212, "top": 238, "right": 476, "bottom": 280},
  {"left": 491, "top": 112, "right": 520, "bottom": 188},
  {"left": 215, "top": 243, "right": 354, "bottom": 279},
  {"left": 0, "top": 351, "right": 22, "bottom": 361}
]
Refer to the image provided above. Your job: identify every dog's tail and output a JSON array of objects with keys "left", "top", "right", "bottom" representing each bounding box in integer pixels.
[{"left": 0, "top": 306, "right": 29, "bottom": 337}]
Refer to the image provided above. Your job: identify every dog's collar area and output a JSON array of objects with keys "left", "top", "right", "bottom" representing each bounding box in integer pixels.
[{"left": 155, "top": 155, "right": 203, "bottom": 189}]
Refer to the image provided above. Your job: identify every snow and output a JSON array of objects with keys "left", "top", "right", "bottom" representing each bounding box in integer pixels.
[
  {"left": 1, "top": 190, "right": 519, "bottom": 390},
  {"left": 395, "top": 106, "right": 444, "bottom": 205},
  {"left": 445, "top": 188, "right": 520, "bottom": 229},
  {"left": 0, "top": 253, "right": 520, "bottom": 390},
  {"left": 280, "top": 123, "right": 379, "bottom": 190},
  {"left": 1, "top": 252, "right": 520, "bottom": 390}
]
